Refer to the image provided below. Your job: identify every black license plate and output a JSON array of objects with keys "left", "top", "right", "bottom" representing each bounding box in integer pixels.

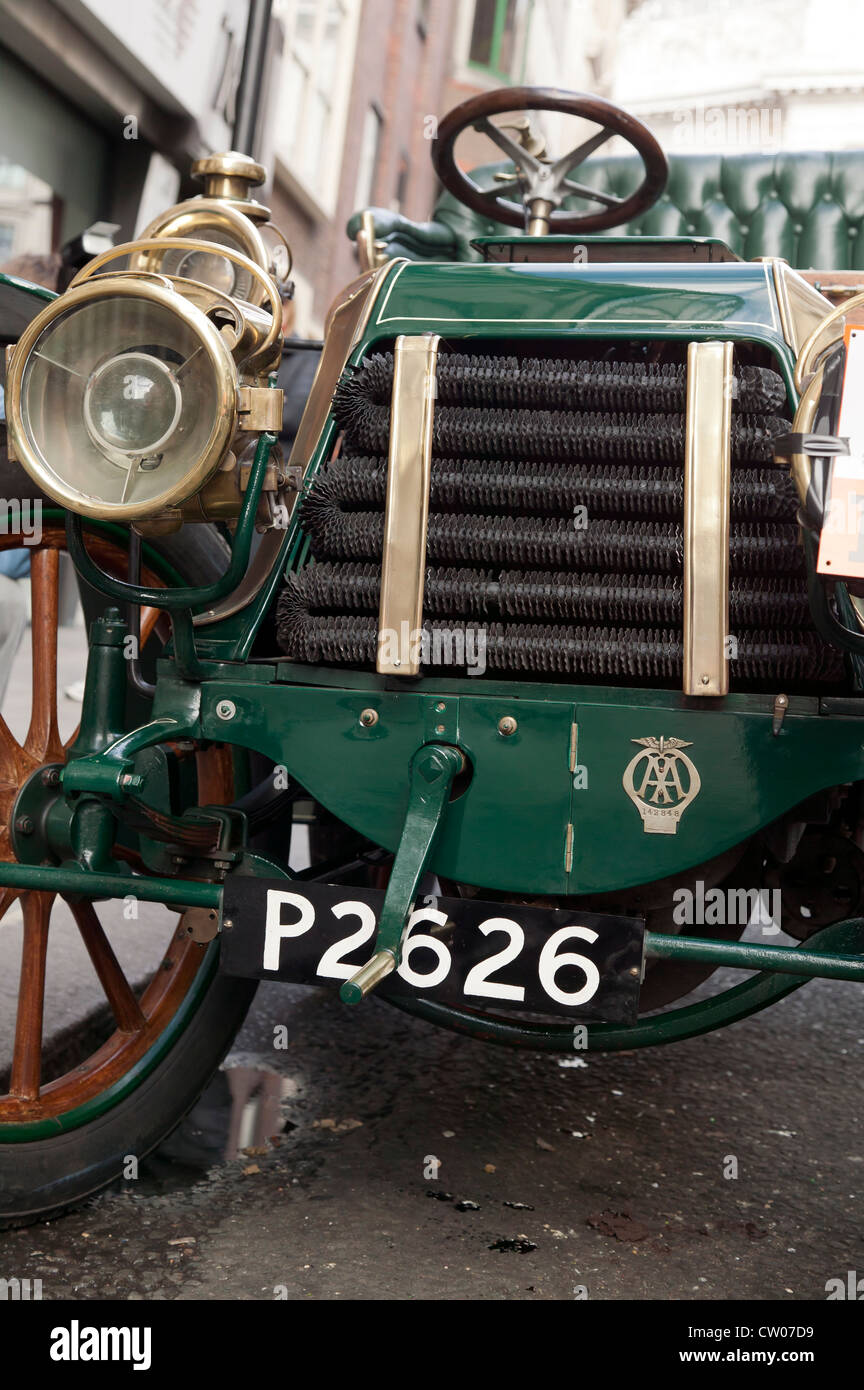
[{"left": 219, "top": 877, "right": 644, "bottom": 1024}]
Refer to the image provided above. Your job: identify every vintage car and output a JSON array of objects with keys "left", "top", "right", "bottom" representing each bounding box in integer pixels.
[{"left": 1, "top": 90, "right": 864, "bottom": 1224}]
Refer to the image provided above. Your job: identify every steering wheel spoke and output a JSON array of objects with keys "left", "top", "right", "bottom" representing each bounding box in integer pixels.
[
  {"left": 474, "top": 179, "right": 520, "bottom": 201},
  {"left": 550, "top": 125, "right": 616, "bottom": 182},
  {"left": 559, "top": 181, "right": 625, "bottom": 209},
  {"left": 472, "top": 116, "right": 542, "bottom": 179}
]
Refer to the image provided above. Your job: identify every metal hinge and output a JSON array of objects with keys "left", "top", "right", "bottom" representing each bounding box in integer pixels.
[
  {"left": 569, "top": 722, "right": 578, "bottom": 773},
  {"left": 564, "top": 822, "right": 574, "bottom": 874}
]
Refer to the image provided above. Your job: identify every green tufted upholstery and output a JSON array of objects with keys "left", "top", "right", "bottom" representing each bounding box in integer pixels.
[{"left": 348, "top": 150, "right": 864, "bottom": 270}]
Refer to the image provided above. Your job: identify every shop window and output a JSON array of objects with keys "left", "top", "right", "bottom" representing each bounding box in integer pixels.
[
  {"left": 468, "top": 0, "right": 521, "bottom": 78},
  {"left": 354, "top": 103, "right": 384, "bottom": 212},
  {"left": 273, "top": 0, "right": 360, "bottom": 213}
]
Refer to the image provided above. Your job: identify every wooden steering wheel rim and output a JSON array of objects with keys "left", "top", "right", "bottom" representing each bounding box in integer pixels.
[{"left": 431, "top": 86, "right": 668, "bottom": 233}]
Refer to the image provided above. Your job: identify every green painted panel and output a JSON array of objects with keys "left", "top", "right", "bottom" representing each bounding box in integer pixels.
[
  {"left": 569, "top": 697, "right": 864, "bottom": 894},
  {"left": 195, "top": 675, "right": 864, "bottom": 897},
  {"left": 366, "top": 259, "right": 792, "bottom": 361},
  {"left": 198, "top": 682, "right": 575, "bottom": 894}
]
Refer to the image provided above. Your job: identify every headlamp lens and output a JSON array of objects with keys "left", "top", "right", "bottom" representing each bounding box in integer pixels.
[
  {"left": 160, "top": 234, "right": 252, "bottom": 300},
  {"left": 13, "top": 288, "right": 233, "bottom": 517},
  {"left": 84, "top": 352, "right": 182, "bottom": 456},
  {"left": 175, "top": 247, "right": 237, "bottom": 295}
]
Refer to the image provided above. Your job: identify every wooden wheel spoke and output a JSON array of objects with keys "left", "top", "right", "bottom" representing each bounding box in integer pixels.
[
  {"left": 140, "top": 605, "right": 160, "bottom": 643},
  {"left": 0, "top": 779, "right": 20, "bottom": 825},
  {"left": 70, "top": 900, "right": 146, "bottom": 1034},
  {"left": 0, "top": 532, "right": 214, "bottom": 1124},
  {"left": 0, "top": 884, "right": 20, "bottom": 921},
  {"left": 24, "top": 549, "right": 62, "bottom": 763},
  {"left": 9, "top": 892, "right": 52, "bottom": 1100},
  {"left": 0, "top": 711, "right": 24, "bottom": 778}
]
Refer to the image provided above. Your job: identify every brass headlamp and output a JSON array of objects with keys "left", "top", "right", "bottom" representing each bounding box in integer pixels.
[{"left": 5, "top": 236, "right": 284, "bottom": 526}]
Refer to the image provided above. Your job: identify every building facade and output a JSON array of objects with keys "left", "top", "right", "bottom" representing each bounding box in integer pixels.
[
  {"left": 267, "top": 0, "right": 461, "bottom": 333},
  {"left": 269, "top": 0, "right": 627, "bottom": 333},
  {"left": 4, "top": 0, "right": 861, "bottom": 336},
  {"left": 612, "top": 0, "right": 864, "bottom": 154},
  {"left": 0, "top": 0, "right": 256, "bottom": 254}
]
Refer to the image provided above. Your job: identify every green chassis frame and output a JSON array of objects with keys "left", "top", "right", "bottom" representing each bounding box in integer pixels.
[{"left": 3, "top": 255, "right": 864, "bottom": 1055}]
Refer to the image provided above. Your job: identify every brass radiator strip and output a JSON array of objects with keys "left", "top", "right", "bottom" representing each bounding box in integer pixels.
[
  {"left": 377, "top": 332, "right": 440, "bottom": 676},
  {"left": 683, "top": 340, "right": 734, "bottom": 696}
]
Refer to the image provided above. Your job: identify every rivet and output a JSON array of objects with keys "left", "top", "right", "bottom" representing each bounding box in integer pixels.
[
  {"left": 498, "top": 715, "right": 518, "bottom": 736},
  {"left": 359, "top": 708, "right": 378, "bottom": 727},
  {"left": 435, "top": 723, "right": 445, "bottom": 735}
]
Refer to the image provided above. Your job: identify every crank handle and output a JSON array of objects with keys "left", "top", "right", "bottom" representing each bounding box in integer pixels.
[{"left": 340, "top": 949, "right": 396, "bottom": 1004}]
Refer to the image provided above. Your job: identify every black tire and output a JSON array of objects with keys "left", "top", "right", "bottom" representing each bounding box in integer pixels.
[
  {"left": 0, "top": 966, "right": 256, "bottom": 1227},
  {"left": 0, "top": 449, "right": 258, "bottom": 1225}
]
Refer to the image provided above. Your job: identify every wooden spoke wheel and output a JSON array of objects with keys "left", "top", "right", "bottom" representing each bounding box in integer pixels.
[{"left": 0, "top": 521, "right": 256, "bottom": 1224}]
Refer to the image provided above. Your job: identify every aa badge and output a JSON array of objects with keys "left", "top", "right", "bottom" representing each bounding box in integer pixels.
[{"left": 623, "top": 736, "right": 701, "bottom": 835}]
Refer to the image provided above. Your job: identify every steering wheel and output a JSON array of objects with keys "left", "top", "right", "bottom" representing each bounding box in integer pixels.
[{"left": 432, "top": 87, "right": 668, "bottom": 235}]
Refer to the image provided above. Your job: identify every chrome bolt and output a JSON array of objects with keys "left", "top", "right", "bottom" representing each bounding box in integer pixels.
[
  {"left": 435, "top": 723, "right": 445, "bottom": 735},
  {"left": 498, "top": 715, "right": 518, "bottom": 737},
  {"left": 223, "top": 918, "right": 234, "bottom": 930},
  {"left": 435, "top": 702, "right": 446, "bottom": 712},
  {"left": 216, "top": 699, "right": 237, "bottom": 721},
  {"left": 359, "top": 708, "right": 378, "bottom": 727}
]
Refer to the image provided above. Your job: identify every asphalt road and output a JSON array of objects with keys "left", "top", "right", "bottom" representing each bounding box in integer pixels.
[
  {"left": 2, "top": 970, "right": 862, "bottom": 1302},
  {"left": 1, "top": 624, "right": 862, "bottom": 1302}
]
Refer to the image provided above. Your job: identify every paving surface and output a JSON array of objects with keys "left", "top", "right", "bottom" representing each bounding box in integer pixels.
[{"left": 1, "top": 972, "right": 862, "bottom": 1301}]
